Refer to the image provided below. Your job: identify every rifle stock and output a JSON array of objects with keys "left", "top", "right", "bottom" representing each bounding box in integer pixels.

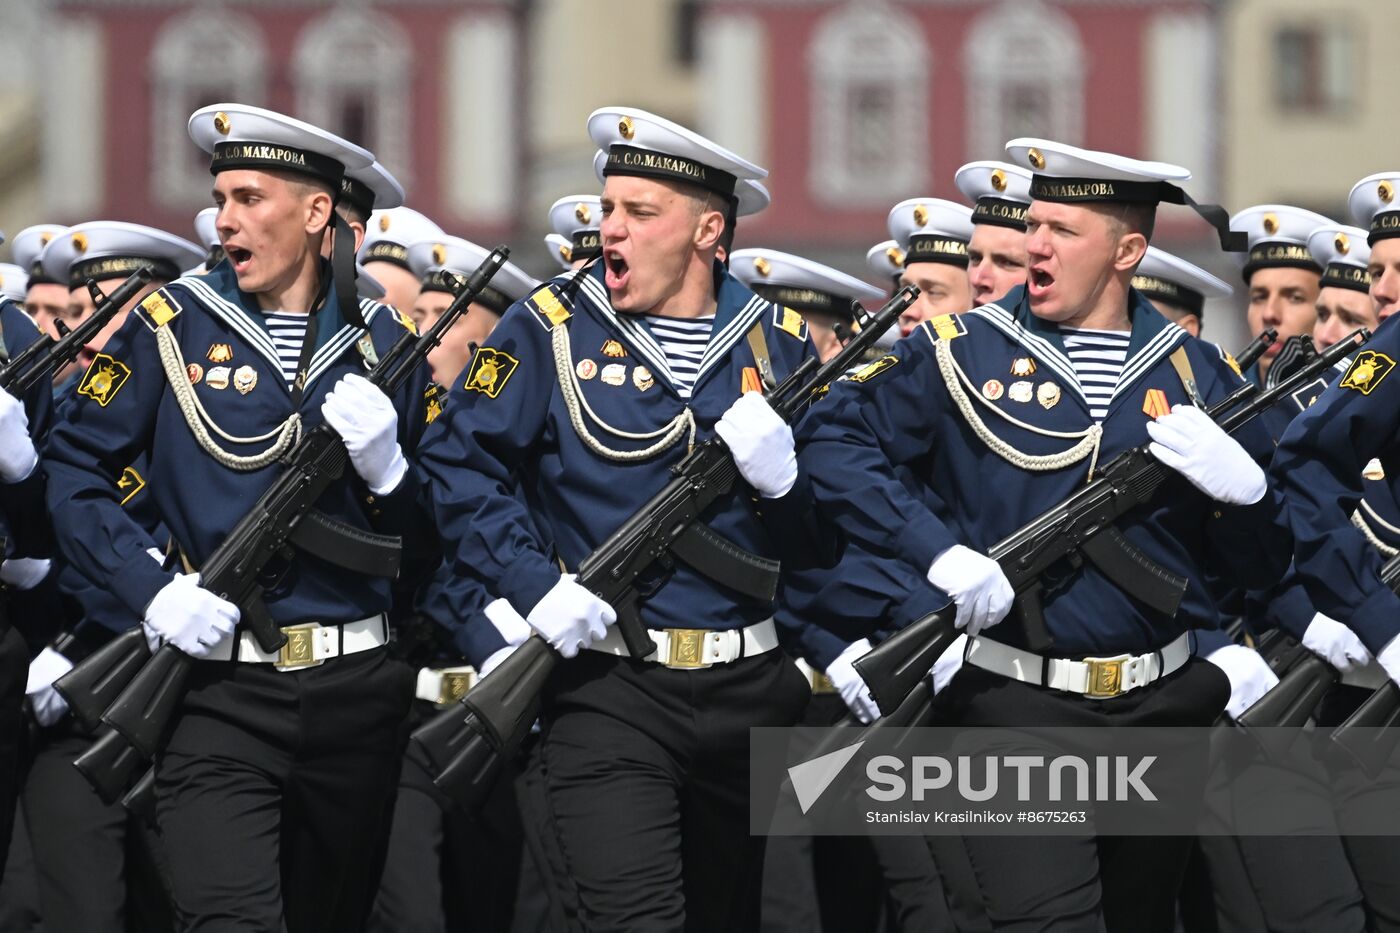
[
  {"left": 52, "top": 627, "right": 150, "bottom": 731},
  {"left": 72, "top": 729, "right": 148, "bottom": 805}
]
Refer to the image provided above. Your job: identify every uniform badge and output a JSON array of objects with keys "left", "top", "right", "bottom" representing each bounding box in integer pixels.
[
  {"left": 1290, "top": 377, "right": 1327, "bottom": 413},
  {"left": 463, "top": 347, "right": 519, "bottom": 399},
  {"left": 846, "top": 355, "right": 899, "bottom": 384},
  {"left": 1037, "top": 382, "right": 1061, "bottom": 409},
  {"left": 601, "top": 363, "right": 627, "bottom": 386},
  {"left": 928, "top": 314, "right": 967, "bottom": 341},
  {"left": 741, "top": 367, "right": 763, "bottom": 394},
  {"left": 779, "top": 307, "right": 806, "bottom": 340},
  {"left": 1142, "top": 388, "right": 1170, "bottom": 420},
  {"left": 116, "top": 466, "right": 146, "bottom": 506},
  {"left": 234, "top": 365, "right": 258, "bottom": 395},
  {"left": 1010, "top": 357, "right": 1037, "bottom": 377},
  {"left": 527, "top": 287, "right": 571, "bottom": 330},
  {"left": 576, "top": 359, "right": 598, "bottom": 381},
  {"left": 423, "top": 382, "right": 446, "bottom": 425},
  {"left": 1222, "top": 351, "right": 1243, "bottom": 378},
  {"left": 1008, "top": 380, "right": 1033, "bottom": 403},
  {"left": 77, "top": 353, "right": 132, "bottom": 407},
  {"left": 135, "top": 290, "right": 181, "bottom": 331},
  {"left": 186, "top": 363, "right": 204, "bottom": 385},
  {"left": 1340, "top": 350, "right": 1395, "bottom": 395},
  {"left": 206, "top": 366, "right": 231, "bottom": 390},
  {"left": 981, "top": 379, "right": 1004, "bottom": 401},
  {"left": 633, "top": 366, "right": 654, "bottom": 392},
  {"left": 601, "top": 340, "right": 627, "bottom": 358},
  {"left": 1364, "top": 458, "right": 1386, "bottom": 481},
  {"left": 207, "top": 343, "right": 233, "bottom": 364}
]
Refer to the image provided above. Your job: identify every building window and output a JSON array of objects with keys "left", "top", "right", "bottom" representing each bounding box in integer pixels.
[
  {"left": 293, "top": 9, "right": 412, "bottom": 191},
  {"left": 150, "top": 9, "right": 267, "bottom": 210},
  {"left": 809, "top": 2, "right": 929, "bottom": 207},
  {"left": 964, "top": 1, "right": 1084, "bottom": 159},
  {"left": 1275, "top": 24, "right": 1354, "bottom": 115}
]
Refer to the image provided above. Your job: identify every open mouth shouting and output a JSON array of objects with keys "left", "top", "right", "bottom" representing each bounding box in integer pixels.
[
  {"left": 225, "top": 243, "right": 254, "bottom": 275},
  {"left": 603, "top": 248, "right": 630, "bottom": 291},
  {"left": 1028, "top": 265, "right": 1055, "bottom": 300}
]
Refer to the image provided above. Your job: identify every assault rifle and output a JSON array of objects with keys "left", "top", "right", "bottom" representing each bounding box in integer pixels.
[
  {"left": 1, "top": 269, "right": 153, "bottom": 397},
  {"left": 411, "top": 285, "right": 921, "bottom": 811},
  {"left": 1233, "top": 327, "right": 1277, "bottom": 376},
  {"left": 850, "top": 329, "right": 1371, "bottom": 719},
  {"left": 55, "top": 248, "right": 510, "bottom": 767}
]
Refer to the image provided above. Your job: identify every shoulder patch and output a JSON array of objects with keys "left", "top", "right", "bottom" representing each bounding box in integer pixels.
[
  {"left": 134, "top": 288, "right": 182, "bottom": 331},
  {"left": 77, "top": 352, "right": 132, "bottom": 407},
  {"left": 844, "top": 354, "right": 900, "bottom": 384},
  {"left": 391, "top": 305, "right": 418, "bottom": 335},
  {"left": 462, "top": 347, "right": 519, "bottom": 399},
  {"left": 116, "top": 465, "right": 147, "bottom": 506},
  {"left": 527, "top": 285, "right": 572, "bottom": 330},
  {"left": 1219, "top": 346, "right": 1242, "bottom": 378},
  {"left": 774, "top": 305, "right": 808, "bottom": 341},
  {"left": 1290, "top": 377, "right": 1328, "bottom": 412},
  {"left": 424, "top": 381, "right": 447, "bottom": 424},
  {"left": 927, "top": 313, "right": 967, "bottom": 341},
  {"left": 1339, "top": 350, "right": 1395, "bottom": 395}
]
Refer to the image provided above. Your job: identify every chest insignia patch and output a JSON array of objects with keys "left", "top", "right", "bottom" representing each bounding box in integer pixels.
[
  {"left": 463, "top": 348, "right": 519, "bottom": 399},
  {"left": 77, "top": 353, "right": 132, "bottom": 407}
]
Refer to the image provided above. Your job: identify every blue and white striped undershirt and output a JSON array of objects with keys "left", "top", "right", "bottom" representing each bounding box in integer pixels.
[
  {"left": 641, "top": 314, "right": 714, "bottom": 399},
  {"left": 1061, "top": 327, "right": 1130, "bottom": 421},
  {"left": 264, "top": 312, "right": 310, "bottom": 388}
]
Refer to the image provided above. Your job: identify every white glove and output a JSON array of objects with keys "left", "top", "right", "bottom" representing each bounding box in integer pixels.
[
  {"left": 1302, "top": 613, "right": 1372, "bottom": 673},
  {"left": 927, "top": 545, "right": 1014, "bottom": 636},
  {"left": 478, "top": 645, "right": 518, "bottom": 680},
  {"left": 1146, "top": 404, "right": 1266, "bottom": 506},
  {"left": 0, "top": 557, "right": 51, "bottom": 590},
  {"left": 478, "top": 598, "right": 532, "bottom": 678},
  {"left": 321, "top": 373, "right": 408, "bottom": 495},
  {"left": 1207, "top": 644, "right": 1280, "bottom": 719},
  {"left": 0, "top": 391, "right": 38, "bottom": 483},
  {"left": 526, "top": 574, "right": 616, "bottom": 659},
  {"left": 932, "top": 633, "right": 967, "bottom": 695},
  {"left": 141, "top": 572, "right": 240, "bottom": 658},
  {"left": 714, "top": 392, "right": 798, "bottom": 498},
  {"left": 826, "top": 639, "right": 880, "bottom": 724},
  {"left": 1376, "top": 635, "right": 1400, "bottom": 688},
  {"left": 25, "top": 647, "right": 72, "bottom": 727}
]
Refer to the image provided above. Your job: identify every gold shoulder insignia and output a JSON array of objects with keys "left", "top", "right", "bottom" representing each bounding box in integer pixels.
[
  {"left": 1340, "top": 350, "right": 1395, "bottom": 395},
  {"left": 392, "top": 306, "right": 418, "bottom": 335},
  {"left": 463, "top": 348, "right": 520, "bottom": 399},
  {"left": 775, "top": 305, "right": 807, "bottom": 341},
  {"left": 1220, "top": 347, "right": 1242, "bottom": 377},
  {"left": 424, "top": 381, "right": 447, "bottom": 424},
  {"left": 77, "top": 352, "right": 132, "bottom": 407},
  {"left": 927, "top": 314, "right": 967, "bottom": 341},
  {"left": 116, "top": 465, "right": 147, "bottom": 506},
  {"left": 527, "top": 285, "right": 571, "bottom": 330},
  {"left": 134, "top": 288, "right": 182, "bottom": 332},
  {"left": 845, "top": 355, "right": 899, "bottom": 384}
]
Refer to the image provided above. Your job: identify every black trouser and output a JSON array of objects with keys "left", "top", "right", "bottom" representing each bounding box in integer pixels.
[
  {"left": 0, "top": 805, "right": 44, "bottom": 932},
  {"left": 934, "top": 656, "right": 1229, "bottom": 933},
  {"left": 0, "top": 625, "right": 26, "bottom": 880},
  {"left": 367, "top": 700, "right": 524, "bottom": 933},
  {"left": 21, "top": 722, "right": 174, "bottom": 932},
  {"left": 154, "top": 648, "right": 413, "bottom": 932},
  {"left": 539, "top": 648, "right": 810, "bottom": 933},
  {"left": 514, "top": 737, "right": 581, "bottom": 933}
]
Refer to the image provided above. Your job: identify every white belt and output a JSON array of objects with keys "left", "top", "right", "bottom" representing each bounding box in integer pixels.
[
  {"left": 965, "top": 631, "right": 1192, "bottom": 699},
  {"left": 208, "top": 615, "right": 388, "bottom": 671},
  {"left": 415, "top": 665, "right": 478, "bottom": 705},
  {"left": 588, "top": 618, "right": 779, "bottom": 669}
]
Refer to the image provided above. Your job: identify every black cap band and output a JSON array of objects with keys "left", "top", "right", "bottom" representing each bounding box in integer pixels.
[
  {"left": 26, "top": 262, "right": 62, "bottom": 287},
  {"left": 210, "top": 141, "right": 345, "bottom": 188},
  {"left": 419, "top": 270, "right": 511, "bottom": 314},
  {"left": 361, "top": 241, "right": 411, "bottom": 271},
  {"left": 749, "top": 284, "right": 857, "bottom": 321},
  {"left": 906, "top": 235, "right": 969, "bottom": 268},
  {"left": 1131, "top": 275, "right": 1204, "bottom": 315},
  {"left": 1242, "top": 242, "right": 1321, "bottom": 282},
  {"left": 570, "top": 230, "right": 602, "bottom": 262},
  {"left": 973, "top": 198, "right": 1029, "bottom": 231},
  {"left": 339, "top": 176, "right": 375, "bottom": 219},
  {"left": 1031, "top": 175, "right": 1247, "bottom": 253},
  {"left": 69, "top": 256, "right": 178, "bottom": 290},
  {"left": 603, "top": 145, "right": 737, "bottom": 198},
  {"left": 1321, "top": 262, "right": 1371, "bottom": 293},
  {"left": 1369, "top": 211, "right": 1400, "bottom": 246}
]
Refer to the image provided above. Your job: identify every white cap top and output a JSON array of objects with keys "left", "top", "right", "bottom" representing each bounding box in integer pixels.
[
  {"left": 188, "top": 103, "right": 374, "bottom": 183},
  {"left": 1309, "top": 223, "right": 1373, "bottom": 294},
  {"left": 39, "top": 221, "right": 204, "bottom": 288},
  {"left": 587, "top": 106, "right": 767, "bottom": 200},
  {"left": 729, "top": 247, "right": 884, "bottom": 318},
  {"left": 1348, "top": 172, "right": 1400, "bottom": 245},
  {"left": 360, "top": 206, "right": 446, "bottom": 269},
  {"left": 591, "top": 149, "right": 770, "bottom": 217},
  {"left": 406, "top": 235, "right": 538, "bottom": 311},
  {"left": 0, "top": 263, "right": 27, "bottom": 300},
  {"left": 544, "top": 233, "right": 578, "bottom": 271},
  {"left": 1230, "top": 204, "right": 1333, "bottom": 281},
  {"left": 549, "top": 196, "right": 602, "bottom": 238},
  {"left": 887, "top": 198, "right": 973, "bottom": 267},
  {"left": 1131, "top": 246, "right": 1232, "bottom": 315},
  {"left": 866, "top": 239, "right": 906, "bottom": 282},
  {"left": 954, "top": 160, "right": 1033, "bottom": 229},
  {"left": 1006, "top": 138, "right": 1190, "bottom": 186},
  {"left": 11, "top": 225, "right": 69, "bottom": 278},
  {"left": 193, "top": 207, "right": 220, "bottom": 251}
]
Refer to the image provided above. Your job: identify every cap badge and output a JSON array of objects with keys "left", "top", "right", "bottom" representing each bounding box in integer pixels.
[
  {"left": 40, "top": 232, "right": 53, "bottom": 246},
  {"left": 1262, "top": 213, "right": 1279, "bottom": 236},
  {"left": 72, "top": 232, "right": 88, "bottom": 254},
  {"left": 1335, "top": 232, "right": 1350, "bottom": 255},
  {"left": 378, "top": 215, "right": 391, "bottom": 233},
  {"left": 886, "top": 246, "right": 905, "bottom": 268},
  {"left": 753, "top": 256, "right": 772, "bottom": 277},
  {"left": 618, "top": 116, "right": 635, "bottom": 141},
  {"left": 432, "top": 243, "right": 447, "bottom": 266},
  {"left": 913, "top": 205, "right": 928, "bottom": 227},
  {"left": 559, "top": 244, "right": 573, "bottom": 262},
  {"left": 1381, "top": 181, "right": 1396, "bottom": 204},
  {"left": 575, "top": 203, "right": 592, "bottom": 225},
  {"left": 213, "top": 111, "right": 231, "bottom": 136},
  {"left": 990, "top": 169, "right": 1008, "bottom": 193},
  {"left": 1027, "top": 148, "right": 1046, "bottom": 170}
]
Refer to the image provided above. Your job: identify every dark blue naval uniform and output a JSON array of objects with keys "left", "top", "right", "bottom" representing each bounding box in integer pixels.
[
  {"left": 417, "top": 260, "right": 818, "bottom": 932},
  {"left": 41, "top": 261, "right": 430, "bottom": 932}
]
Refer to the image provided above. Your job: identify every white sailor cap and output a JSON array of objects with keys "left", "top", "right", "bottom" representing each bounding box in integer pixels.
[
  {"left": 359, "top": 207, "right": 446, "bottom": 271},
  {"left": 588, "top": 106, "right": 766, "bottom": 203},
  {"left": 356, "top": 264, "right": 386, "bottom": 301},
  {"left": 1347, "top": 172, "right": 1400, "bottom": 247},
  {"left": 1229, "top": 205, "right": 1332, "bottom": 282},
  {"left": 12, "top": 225, "right": 69, "bottom": 285},
  {"left": 549, "top": 195, "right": 603, "bottom": 265},
  {"left": 407, "top": 236, "right": 538, "bottom": 315},
  {"left": 0, "top": 263, "right": 27, "bottom": 301},
  {"left": 1308, "top": 224, "right": 1372, "bottom": 294},
  {"left": 887, "top": 199, "right": 973, "bottom": 268},
  {"left": 40, "top": 221, "right": 203, "bottom": 289},
  {"left": 730, "top": 248, "right": 883, "bottom": 322},
  {"left": 341, "top": 161, "right": 405, "bottom": 219},
  {"left": 954, "top": 161, "right": 1033, "bottom": 231},
  {"left": 590, "top": 149, "right": 770, "bottom": 218},
  {"left": 866, "top": 240, "right": 906, "bottom": 283},
  {"left": 544, "top": 234, "right": 576, "bottom": 271},
  {"left": 188, "top": 103, "right": 373, "bottom": 189},
  {"left": 1131, "top": 247, "right": 1232, "bottom": 316},
  {"left": 1007, "top": 137, "right": 1244, "bottom": 252},
  {"left": 192, "top": 208, "right": 220, "bottom": 252}
]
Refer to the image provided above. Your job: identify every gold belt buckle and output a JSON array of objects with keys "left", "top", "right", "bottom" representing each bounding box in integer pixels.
[
  {"left": 810, "top": 671, "right": 837, "bottom": 695},
  {"left": 1084, "top": 655, "right": 1129, "bottom": 698},
  {"left": 276, "top": 624, "right": 321, "bottom": 670},
  {"left": 436, "top": 669, "right": 477, "bottom": 705},
  {"left": 665, "top": 628, "right": 708, "bottom": 669}
]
